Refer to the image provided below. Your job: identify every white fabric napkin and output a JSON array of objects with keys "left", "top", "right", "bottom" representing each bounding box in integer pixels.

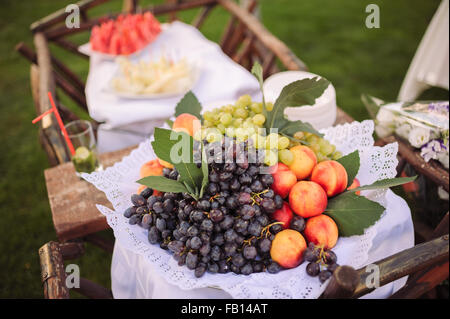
[{"left": 85, "top": 21, "right": 261, "bottom": 129}]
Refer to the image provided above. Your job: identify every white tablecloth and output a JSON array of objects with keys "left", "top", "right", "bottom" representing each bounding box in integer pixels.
[
  {"left": 110, "top": 190, "right": 414, "bottom": 299},
  {"left": 85, "top": 21, "right": 261, "bottom": 153}
]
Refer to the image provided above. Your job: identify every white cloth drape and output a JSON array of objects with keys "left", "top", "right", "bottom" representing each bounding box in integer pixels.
[
  {"left": 398, "top": 0, "right": 449, "bottom": 101},
  {"left": 84, "top": 22, "right": 261, "bottom": 153}
]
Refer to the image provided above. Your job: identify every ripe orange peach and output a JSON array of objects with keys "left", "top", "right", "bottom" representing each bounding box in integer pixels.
[
  {"left": 311, "top": 160, "right": 348, "bottom": 197},
  {"left": 347, "top": 178, "right": 361, "bottom": 195},
  {"left": 270, "top": 229, "right": 307, "bottom": 268},
  {"left": 271, "top": 163, "right": 297, "bottom": 198},
  {"left": 304, "top": 215, "right": 339, "bottom": 249},
  {"left": 288, "top": 145, "right": 317, "bottom": 180},
  {"left": 140, "top": 159, "right": 164, "bottom": 178},
  {"left": 137, "top": 184, "right": 147, "bottom": 194},
  {"left": 271, "top": 202, "right": 294, "bottom": 229},
  {"left": 157, "top": 158, "right": 174, "bottom": 169},
  {"left": 289, "top": 181, "right": 328, "bottom": 218},
  {"left": 172, "top": 113, "right": 201, "bottom": 137}
]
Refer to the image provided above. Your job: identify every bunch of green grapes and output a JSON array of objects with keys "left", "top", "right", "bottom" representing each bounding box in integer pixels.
[
  {"left": 196, "top": 95, "right": 293, "bottom": 166},
  {"left": 292, "top": 132, "right": 342, "bottom": 162}
]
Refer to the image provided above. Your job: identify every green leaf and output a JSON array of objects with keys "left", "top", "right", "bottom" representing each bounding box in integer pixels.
[
  {"left": 165, "top": 119, "right": 174, "bottom": 128},
  {"left": 265, "top": 77, "right": 330, "bottom": 132},
  {"left": 152, "top": 128, "right": 203, "bottom": 191},
  {"left": 336, "top": 151, "right": 360, "bottom": 188},
  {"left": 174, "top": 91, "right": 203, "bottom": 120},
  {"left": 251, "top": 61, "right": 267, "bottom": 117},
  {"left": 361, "top": 94, "right": 384, "bottom": 120},
  {"left": 137, "top": 176, "right": 188, "bottom": 193},
  {"left": 347, "top": 176, "right": 417, "bottom": 193},
  {"left": 278, "top": 119, "right": 323, "bottom": 137},
  {"left": 324, "top": 192, "right": 385, "bottom": 236}
]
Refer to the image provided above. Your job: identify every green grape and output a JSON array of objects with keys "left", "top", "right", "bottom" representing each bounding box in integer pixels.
[
  {"left": 278, "top": 136, "right": 290, "bottom": 150},
  {"left": 293, "top": 131, "right": 305, "bottom": 140},
  {"left": 203, "top": 119, "right": 213, "bottom": 127},
  {"left": 332, "top": 151, "right": 343, "bottom": 160},
  {"left": 319, "top": 139, "right": 334, "bottom": 156},
  {"left": 220, "top": 113, "right": 233, "bottom": 126},
  {"left": 203, "top": 111, "right": 214, "bottom": 122},
  {"left": 248, "top": 111, "right": 256, "bottom": 118},
  {"left": 310, "top": 143, "right": 321, "bottom": 154},
  {"left": 306, "top": 134, "right": 320, "bottom": 145},
  {"left": 250, "top": 134, "right": 266, "bottom": 149},
  {"left": 225, "top": 127, "right": 236, "bottom": 137},
  {"left": 316, "top": 152, "right": 328, "bottom": 162},
  {"left": 193, "top": 129, "right": 203, "bottom": 141},
  {"left": 220, "top": 105, "right": 233, "bottom": 113},
  {"left": 234, "top": 108, "right": 249, "bottom": 119},
  {"left": 264, "top": 149, "right": 278, "bottom": 166},
  {"left": 252, "top": 114, "right": 266, "bottom": 126},
  {"left": 233, "top": 118, "right": 243, "bottom": 128},
  {"left": 236, "top": 94, "right": 252, "bottom": 108},
  {"left": 279, "top": 149, "right": 294, "bottom": 165},
  {"left": 265, "top": 102, "right": 274, "bottom": 111},
  {"left": 265, "top": 133, "right": 279, "bottom": 149},
  {"left": 217, "top": 123, "right": 226, "bottom": 134},
  {"left": 250, "top": 102, "right": 263, "bottom": 114},
  {"left": 235, "top": 127, "right": 246, "bottom": 138},
  {"left": 206, "top": 128, "right": 223, "bottom": 143}
]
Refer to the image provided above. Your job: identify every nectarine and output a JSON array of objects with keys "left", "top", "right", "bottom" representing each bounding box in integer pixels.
[
  {"left": 140, "top": 159, "right": 164, "bottom": 178},
  {"left": 172, "top": 113, "right": 201, "bottom": 137},
  {"left": 271, "top": 163, "right": 297, "bottom": 198},
  {"left": 271, "top": 202, "right": 294, "bottom": 229},
  {"left": 311, "top": 160, "right": 348, "bottom": 197},
  {"left": 270, "top": 229, "right": 307, "bottom": 268},
  {"left": 347, "top": 178, "right": 361, "bottom": 195},
  {"left": 289, "top": 181, "right": 327, "bottom": 218},
  {"left": 304, "top": 214, "right": 338, "bottom": 249},
  {"left": 288, "top": 145, "right": 317, "bottom": 179}
]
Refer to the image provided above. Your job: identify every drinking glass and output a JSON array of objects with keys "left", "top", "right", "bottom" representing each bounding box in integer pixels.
[{"left": 65, "top": 120, "right": 102, "bottom": 174}]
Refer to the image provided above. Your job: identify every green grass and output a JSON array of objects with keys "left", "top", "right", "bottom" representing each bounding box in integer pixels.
[{"left": 0, "top": 0, "right": 447, "bottom": 298}]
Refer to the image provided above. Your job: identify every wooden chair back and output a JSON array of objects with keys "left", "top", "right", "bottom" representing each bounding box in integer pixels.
[{"left": 16, "top": 0, "right": 307, "bottom": 167}]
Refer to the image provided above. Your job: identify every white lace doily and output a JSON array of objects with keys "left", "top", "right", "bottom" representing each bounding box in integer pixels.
[{"left": 82, "top": 119, "right": 399, "bottom": 299}]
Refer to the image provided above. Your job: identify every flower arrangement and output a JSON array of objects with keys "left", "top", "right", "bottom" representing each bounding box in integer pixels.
[{"left": 363, "top": 96, "right": 449, "bottom": 169}]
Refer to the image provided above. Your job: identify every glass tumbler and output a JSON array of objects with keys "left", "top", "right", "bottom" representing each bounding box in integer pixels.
[{"left": 65, "top": 120, "right": 102, "bottom": 174}]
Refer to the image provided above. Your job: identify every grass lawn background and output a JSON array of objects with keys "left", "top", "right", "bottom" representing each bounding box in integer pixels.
[{"left": 0, "top": 0, "right": 447, "bottom": 298}]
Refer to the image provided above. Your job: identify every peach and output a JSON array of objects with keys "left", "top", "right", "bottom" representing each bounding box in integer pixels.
[
  {"left": 140, "top": 159, "right": 164, "bottom": 178},
  {"left": 157, "top": 158, "right": 174, "bottom": 169},
  {"left": 311, "top": 160, "right": 348, "bottom": 197},
  {"left": 271, "top": 202, "right": 294, "bottom": 229},
  {"left": 270, "top": 229, "right": 307, "bottom": 268},
  {"left": 137, "top": 184, "right": 147, "bottom": 194},
  {"left": 172, "top": 113, "right": 201, "bottom": 137},
  {"left": 347, "top": 178, "right": 361, "bottom": 195},
  {"left": 289, "top": 181, "right": 327, "bottom": 218},
  {"left": 304, "top": 215, "right": 338, "bottom": 249},
  {"left": 288, "top": 145, "right": 317, "bottom": 180},
  {"left": 271, "top": 163, "right": 297, "bottom": 198}
]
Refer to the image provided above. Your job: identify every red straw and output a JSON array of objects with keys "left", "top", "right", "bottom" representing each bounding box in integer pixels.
[{"left": 32, "top": 92, "right": 76, "bottom": 156}]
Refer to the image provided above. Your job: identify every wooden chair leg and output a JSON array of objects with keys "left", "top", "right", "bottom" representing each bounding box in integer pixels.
[
  {"left": 39, "top": 241, "right": 113, "bottom": 299},
  {"left": 39, "top": 242, "right": 70, "bottom": 299}
]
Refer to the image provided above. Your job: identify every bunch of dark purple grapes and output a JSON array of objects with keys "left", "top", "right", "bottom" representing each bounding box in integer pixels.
[
  {"left": 304, "top": 243, "right": 339, "bottom": 283},
  {"left": 123, "top": 138, "right": 285, "bottom": 278}
]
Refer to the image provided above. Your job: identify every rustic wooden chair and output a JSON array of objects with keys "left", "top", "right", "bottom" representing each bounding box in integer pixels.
[{"left": 17, "top": 0, "right": 448, "bottom": 299}]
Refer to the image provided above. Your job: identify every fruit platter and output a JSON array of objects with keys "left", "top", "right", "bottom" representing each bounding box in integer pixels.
[
  {"left": 79, "top": 12, "right": 162, "bottom": 58},
  {"left": 82, "top": 63, "right": 414, "bottom": 298},
  {"left": 108, "top": 55, "right": 199, "bottom": 99}
]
